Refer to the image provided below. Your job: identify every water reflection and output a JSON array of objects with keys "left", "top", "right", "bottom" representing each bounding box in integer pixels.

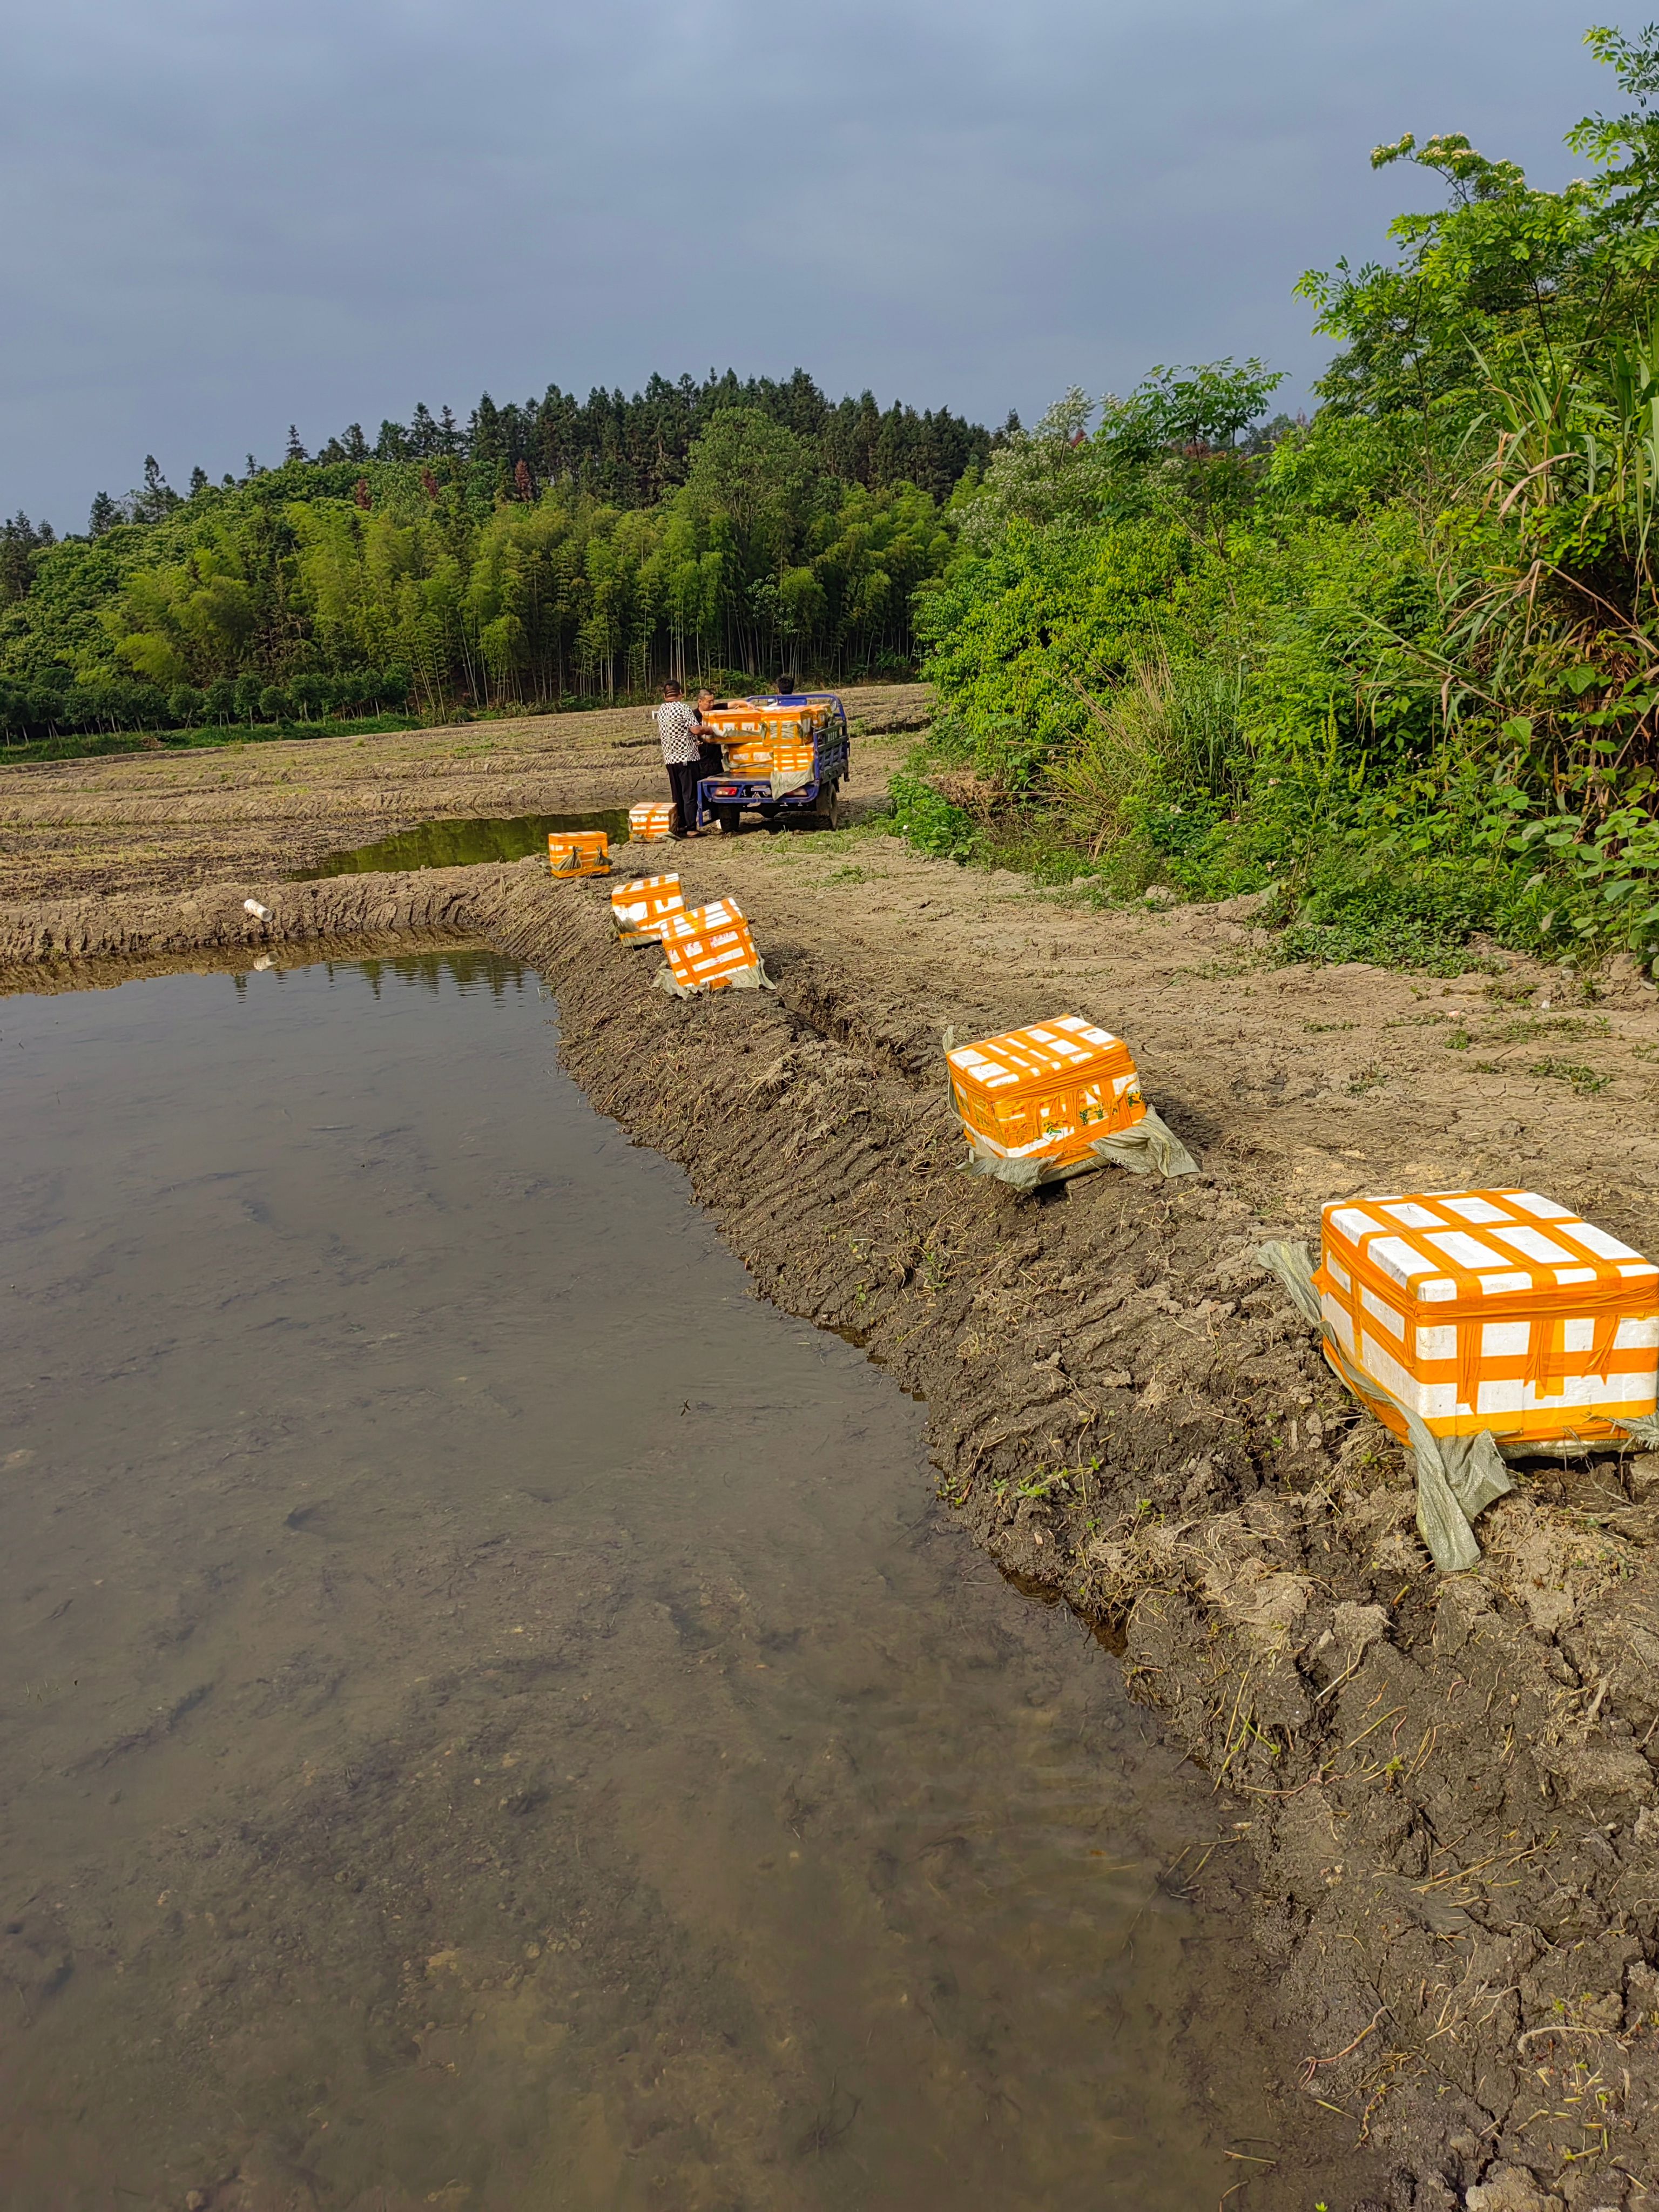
[
  {"left": 294, "top": 809, "right": 629, "bottom": 878},
  {"left": 0, "top": 953, "right": 1286, "bottom": 2211}
]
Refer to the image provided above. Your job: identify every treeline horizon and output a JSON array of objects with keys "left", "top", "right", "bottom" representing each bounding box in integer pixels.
[
  {"left": 4, "top": 367, "right": 1002, "bottom": 549},
  {"left": 0, "top": 370, "right": 1001, "bottom": 746}
]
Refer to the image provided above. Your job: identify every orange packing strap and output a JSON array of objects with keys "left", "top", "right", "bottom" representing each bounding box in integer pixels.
[
  {"left": 1518, "top": 1309, "right": 1623, "bottom": 1404},
  {"left": 1314, "top": 1240, "right": 1655, "bottom": 1414}
]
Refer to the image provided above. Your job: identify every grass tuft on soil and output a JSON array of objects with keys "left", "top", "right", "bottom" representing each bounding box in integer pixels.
[{"left": 885, "top": 743, "right": 1618, "bottom": 979}]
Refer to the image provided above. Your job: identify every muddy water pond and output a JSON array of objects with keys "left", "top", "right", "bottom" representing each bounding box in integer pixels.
[
  {"left": 294, "top": 810, "right": 629, "bottom": 878},
  {"left": 2, "top": 948, "right": 1285, "bottom": 2211}
]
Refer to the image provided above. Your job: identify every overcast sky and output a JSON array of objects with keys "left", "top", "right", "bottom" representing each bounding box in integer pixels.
[{"left": 0, "top": 0, "right": 1614, "bottom": 531}]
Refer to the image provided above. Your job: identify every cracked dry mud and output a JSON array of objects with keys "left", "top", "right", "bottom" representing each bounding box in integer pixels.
[{"left": 7, "top": 692, "right": 1659, "bottom": 2209}]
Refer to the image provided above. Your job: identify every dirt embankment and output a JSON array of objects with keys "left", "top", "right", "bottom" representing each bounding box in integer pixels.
[{"left": 8, "top": 721, "right": 1659, "bottom": 2209}]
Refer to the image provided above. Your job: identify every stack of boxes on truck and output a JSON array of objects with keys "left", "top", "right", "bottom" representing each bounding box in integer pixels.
[
  {"left": 697, "top": 698, "right": 844, "bottom": 824},
  {"left": 707, "top": 702, "right": 828, "bottom": 777}
]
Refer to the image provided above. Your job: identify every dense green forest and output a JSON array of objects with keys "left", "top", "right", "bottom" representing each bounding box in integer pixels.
[
  {"left": 899, "top": 24, "right": 1659, "bottom": 970},
  {"left": 0, "top": 371, "right": 994, "bottom": 745}
]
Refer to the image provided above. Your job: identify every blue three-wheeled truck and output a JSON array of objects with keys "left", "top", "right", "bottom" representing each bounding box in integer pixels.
[{"left": 694, "top": 692, "right": 851, "bottom": 834}]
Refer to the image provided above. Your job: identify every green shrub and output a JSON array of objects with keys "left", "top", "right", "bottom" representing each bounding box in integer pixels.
[
  {"left": 888, "top": 771, "right": 982, "bottom": 862},
  {"left": 1276, "top": 849, "right": 1501, "bottom": 973},
  {"left": 898, "top": 30, "right": 1659, "bottom": 977}
]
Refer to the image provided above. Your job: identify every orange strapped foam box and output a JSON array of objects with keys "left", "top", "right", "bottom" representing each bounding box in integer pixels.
[
  {"left": 548, "top": 830, "right": 611, "bottom": 878},
  {"left": 1315, "top": 1189, "right": 1659, "bottom": 1447},
  {"left": 946, "top": 1016, "right": 1145, "bottom": 1172},
  {"left": 724, "top": 739, "right": 775, "bottom": 772},
  {"left": 702, "top": 702, "right": 827, "bottom": 739},
  {"left": 629, "top": 801, "right": 676, "bottom": 842},
  {"left": 610, "top": 873, "right": 685, "bottom": 945},
  {"left": 700, "top": 703, "right": 768, "bottom": 739},
  {"left": 719, "top": 739, "right": 818, "bottom": 784},
  {"left": 656, "top": 897, "right": 766, "bottom": 994}
]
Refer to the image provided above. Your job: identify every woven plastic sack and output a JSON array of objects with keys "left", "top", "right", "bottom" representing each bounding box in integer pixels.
[
  {"left": 963, "top": 1104, "right": 1197, "bottom": 1191},
  {"left": 1258, "top": 1240, "right": 1514, "bottom": 1573}
]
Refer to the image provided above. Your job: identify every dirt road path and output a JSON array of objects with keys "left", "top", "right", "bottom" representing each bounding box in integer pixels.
[{"left": 651, "top": 819, "right": 1659, "bottom": 1253}]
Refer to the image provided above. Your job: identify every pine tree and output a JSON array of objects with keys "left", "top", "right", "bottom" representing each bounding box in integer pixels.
[
  {"left": 342, "top": 422, "right": 369, "bottom": 463},
  {"left": 88, "top": 490, "right": 119, "bottom": 536},
  {"left": 136, "top": 455, "right": 179, "bottom": 521},
  {"left": 0, "top": 513, "right": 38, "bottom": 602},
  {"left": 188, "top": 466, "right": 210, "bottom": 496},
  {"left": 285, "top": 425, "right": 308, "bottom": 463},
  {"left": 470, "top": 394, "right": 504, "bottom": 469}
]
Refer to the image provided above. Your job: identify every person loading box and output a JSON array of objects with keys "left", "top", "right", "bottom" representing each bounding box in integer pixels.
[
  {"left": 693, "top": 689, "right": 726, "bottom": 783},
  {"left": 655, "top": 679, "right": 703, "bottom": 838}
]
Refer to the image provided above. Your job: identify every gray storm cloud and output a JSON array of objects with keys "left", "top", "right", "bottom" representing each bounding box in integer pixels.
[{"left": 0, "top": 0, "right": 1607, "bottom": 527}]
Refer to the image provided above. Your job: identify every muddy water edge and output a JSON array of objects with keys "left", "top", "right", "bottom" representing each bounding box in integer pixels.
[
  {"left": 0, "top": 941, "right": 1373, "bottom": 2211},
  {"left": 11, "top": 857, "right": 1657, "bottom": 2209}
]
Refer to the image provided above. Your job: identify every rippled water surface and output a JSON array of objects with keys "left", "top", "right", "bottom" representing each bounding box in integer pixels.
[{"left": 1, "top": 950, "right": 1277, "bottom": 2210}]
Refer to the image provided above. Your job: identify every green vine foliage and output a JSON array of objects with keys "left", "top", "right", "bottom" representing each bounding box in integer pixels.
[{"left": 905, "top": 25, "right": 1659, "bottom": 970}]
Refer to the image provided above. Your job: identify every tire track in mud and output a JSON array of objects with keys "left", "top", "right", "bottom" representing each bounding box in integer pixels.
[{"left": 9, "top": 861, "right": 1659, "bottom": 2210}]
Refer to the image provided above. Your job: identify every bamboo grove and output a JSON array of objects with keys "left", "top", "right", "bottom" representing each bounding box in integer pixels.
[{"left": 0, "top": 373, "right": 993, "bottom": 742}]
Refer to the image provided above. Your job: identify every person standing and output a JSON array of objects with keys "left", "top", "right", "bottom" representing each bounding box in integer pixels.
[
  {"left": 690, "top": 687, "right": 733, "bottom": 833},
  {"left": 693, "top": 689, "right": 725, "bottom": 771},
  {"left": 655, "top": 679, "right": 702, "bottom": 837}
]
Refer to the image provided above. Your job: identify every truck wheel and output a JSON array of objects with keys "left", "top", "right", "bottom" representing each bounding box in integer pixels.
[
  {"left": 758, "top": 803, "right": 784, "bottom": 834},
  {"left": 810, "top": 780, "right": 840, "bottom": 830},
  {"left": 714, "top": 804, "right": 741, "bottom": 835}
]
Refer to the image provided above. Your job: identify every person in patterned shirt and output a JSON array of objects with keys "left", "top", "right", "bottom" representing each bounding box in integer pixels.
[{"left": 655, "top": 679, "right": 703, "bottom": 837}]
